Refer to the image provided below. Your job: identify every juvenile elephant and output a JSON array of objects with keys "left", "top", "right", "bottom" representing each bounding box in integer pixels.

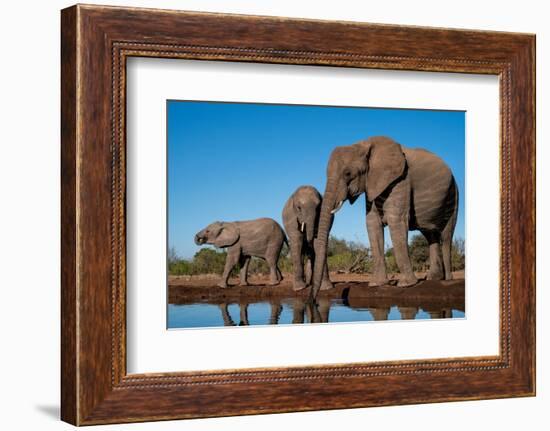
[
  {"left": 312, "top": 136, "right": 459, "bottom": 297},
  {"left": 282, "top": 186, "right": 333, "bottom": 291},
  {"left": 194, "top": 218, "right": 286, "bottom": 288}
]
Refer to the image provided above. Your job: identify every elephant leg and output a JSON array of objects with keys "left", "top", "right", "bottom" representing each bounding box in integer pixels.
[
  {"left": 266, "top": 255, "right": 280, "bottom": 286},
  {"left": 304, "top": 255, "right": 313, "bottom": 285},
  {"left": 441, "top": 308, "right": 452, "bottom": 318},
  {"left": 305, "top": 245, "right": 315, "bottom": 285},
  {"left": 290, "top": 237, "right": 307, "bottom": 290},
  {"left": 239, "top": 255, "right": 251, "bottom": 285},
  {"left": 441, "top": 208, "right": 457, "bottom": 280},
  {"left": 309, "top": 246, "right": 334, "bottom": 290},
  {"left": 320, "top": 260, "right": 334, "bottom": 291},
  {"left": 388, "top": 217, "right": 417, "bottom": 287},
  {"left": 218, "top": 246, "right": 240, "bottom": 288},
  {"left": 306, "top": 301, "right": 322, "bottom": 323},
  {"left": 269, "top": 300, "right": 282, "bottom": 324},
  {"left": 239, "top": 302, "right": 249, "bottom": 325},
  {"left": 441, "top": 236, "right": 453, "bottom": 280},
  {"left": 292, "top": 298, "right": 305, "bottom": 324},
  {"left": 219, "top": 303, "right": 235, "bottom": 326},
  {"left": 399, "top": 306, "right": 418, "bottom": 320},
  {"left": 368, "top": 307, "right": 391, "bottom": 321},
  {"left": 366, "top": 203, "right": 388, "bottom": 286},
  {"left": 422, "top": 230, "right": 444, "bottom": 280},
  {"left": 317, "top": 297, "right": 330, "bottom": 322}
]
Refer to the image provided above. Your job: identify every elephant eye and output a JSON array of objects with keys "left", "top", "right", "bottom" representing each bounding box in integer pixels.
[{"left": 344, "top": 169, "right": 352, "bottom": 178}]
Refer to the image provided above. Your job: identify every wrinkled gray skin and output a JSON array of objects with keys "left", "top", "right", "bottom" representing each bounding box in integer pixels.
[
  {"left": 312, "top": 136, "right": 459, "bottom": 298},
  {"left": 194, "top": 218, "right": 286, "bottom": 288},
  {"left": 282, "top": 186, "right": 333, "bottom": 291}
]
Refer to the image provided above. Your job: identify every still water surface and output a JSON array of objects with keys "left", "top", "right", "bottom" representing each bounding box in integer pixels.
[{"left": 168, "top": 298, "right": 465, "bottom": 329}]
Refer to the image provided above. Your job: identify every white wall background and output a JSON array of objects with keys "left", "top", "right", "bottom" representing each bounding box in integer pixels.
[{"left": 0, "top": 0, "right": 546, "bottom": 429}]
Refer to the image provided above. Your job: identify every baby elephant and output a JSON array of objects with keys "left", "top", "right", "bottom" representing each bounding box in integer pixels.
[
  {"left": 194, "top": 218, "right": 286, "bottom": 288},
  {"left": 283, "top": 186, "right": 333, "bottom": 291}
]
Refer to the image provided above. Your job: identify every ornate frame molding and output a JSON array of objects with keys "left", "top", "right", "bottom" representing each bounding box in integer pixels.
[{"left": 61, "top": 5, "right": 534, "bottom": 425}]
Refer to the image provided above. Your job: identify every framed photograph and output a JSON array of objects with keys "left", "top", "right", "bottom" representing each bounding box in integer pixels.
[{"left": 61, "top": 4, "right": 535, "bottom": 425}]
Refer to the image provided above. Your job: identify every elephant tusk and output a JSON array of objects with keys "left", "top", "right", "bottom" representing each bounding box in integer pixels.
[
  {"left": 300, "top": 222, "right": 305, "bottom": 232},
  {"left": 331, "top": 200, "right": 344, "bottom": 214}
]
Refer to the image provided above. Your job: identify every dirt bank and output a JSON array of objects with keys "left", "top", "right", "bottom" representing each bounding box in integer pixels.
[{"left": 168, "top": 272, "right": 465, "bottom": 310}]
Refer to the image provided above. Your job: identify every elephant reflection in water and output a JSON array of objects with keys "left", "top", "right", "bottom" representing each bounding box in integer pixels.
[
  {"left": 218, "top": 302, "right": 249, "bottom": 326},
  {"left": 292, "top": 297, "right": 330, "bottom": 324},
  {"left": 218, "top": 301, "right": 284, "bottom": 326},
  {"left": 365, "top": 306, "right": 450, "bottom": 321},
  {"left": 424, "top": 307, "right": 453, "bottom": 319},
  {"left": 398, "top": 306, "right": 419, "bottom": 321},
  {"left": 219, "top": 303, "right": 237, "bottom": 326},
  {"left": 269, "top": 300, "right": 282, "bottom": 325},
  {"left": 440, "top": 308, "right": 453, "bottom": 319},
  {"left": 395, "top": 306, "right": 454, "bottom": 320},
  {"left": 217, "top": 301, "right": 458, "bottom": 326},
  {"left": 366, "top": 307, "right": 391, "bottom": 321}
]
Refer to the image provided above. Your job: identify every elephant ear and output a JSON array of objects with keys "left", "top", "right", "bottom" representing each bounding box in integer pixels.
[
  {"left": 364, "top": 137, "right": 406, "bottom": 202},
  {"left": 212, "top": 223, "right": 240, "bottom": 248}
]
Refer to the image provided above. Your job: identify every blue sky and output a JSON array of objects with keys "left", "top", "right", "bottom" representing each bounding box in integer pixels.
[{"left": 168, "top": 101, "right": 465, "bottom": 259}]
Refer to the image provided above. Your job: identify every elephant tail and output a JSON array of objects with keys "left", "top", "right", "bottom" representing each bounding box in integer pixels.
[
  {"left": 448, "top": 177, "right": 459, "bottom": 235},
  {"left": 283, "top": 234, "right": 289, "bottom": 247},
  {"left": 281, "top": 234, "right": 289, "bottom": 257},
  {"left": 441, "top": 177, "right": 459, "bottom": 279}
]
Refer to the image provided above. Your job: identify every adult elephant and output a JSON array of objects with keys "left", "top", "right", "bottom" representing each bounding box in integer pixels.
[{"left": 311, "top": 136, "right": 458, "bottom": 298}]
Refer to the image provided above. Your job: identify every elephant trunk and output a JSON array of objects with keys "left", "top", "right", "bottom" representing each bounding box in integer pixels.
[
  {"left": 305, "top": 215, "right": 315, "bottom": 244},
  {"left": 194, "top": 230, "right": 206, "bottom": 245},
  {"left": 194, "top": 234, "right": 200, "bottom": 245},
  {"left": 311, "top": 181, "right": 337, "bottom": 298}
]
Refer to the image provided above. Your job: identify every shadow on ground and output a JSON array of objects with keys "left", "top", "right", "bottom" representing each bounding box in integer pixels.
[{"left": 35, "top": 404, "right": 59, "bottom": 420}]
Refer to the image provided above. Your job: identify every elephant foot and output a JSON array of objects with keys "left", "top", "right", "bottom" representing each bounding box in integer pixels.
[
  {"left": 293, "top": 280, "right": 307, "bottom": 291},
  {"left": 320, "top": 279, "right": 334, "bottom": 291},
  {"left": 426, "top": 271, "right": 444, "bottom": 281},
  {"left": 268, "top": 279, "right": 281, "bottom": 287},
  {"left": 369, "top": 278, "right": 389, "bottom": 287},
  {"left": 444, "top": 273, "right": 454, "bottom": 281},
  {"left": 239, "top": 280, "right": 250, "bottom": 286},
  {"left": 217, "top": 282, "right": 230, "bottom": 289},
  {"left": 397, "top": 275, "right": 418, "bottom": 287}
]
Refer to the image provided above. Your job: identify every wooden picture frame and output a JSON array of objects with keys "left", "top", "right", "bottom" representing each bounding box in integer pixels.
[{"left": 61, "top": 4, "right": 535, "bottom": 425}]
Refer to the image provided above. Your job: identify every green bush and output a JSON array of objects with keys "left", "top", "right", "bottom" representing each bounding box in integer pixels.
[
  {"left": 384, "top": 251, "right": 399, "bottom": 273},
  {"left": 168, "top": 259, "right": 192, "bottom": 275},
  {"left": 451, "top": 238, "right": 465, "bottom": 271},
  {"left": 167, "top": 247, "right": 227, "bottom": 276},
  {"left": 327, "top": 236, "right": 371, "bottom": 273},
  {"left": 409, "top": 234, "right": 430, "bottom": 272},
  {"left": 190, "top": 248, "right": 227, "bottom": 275},
  {"left": 385, "top": 234, "right": 465, "bottom": 273}
]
